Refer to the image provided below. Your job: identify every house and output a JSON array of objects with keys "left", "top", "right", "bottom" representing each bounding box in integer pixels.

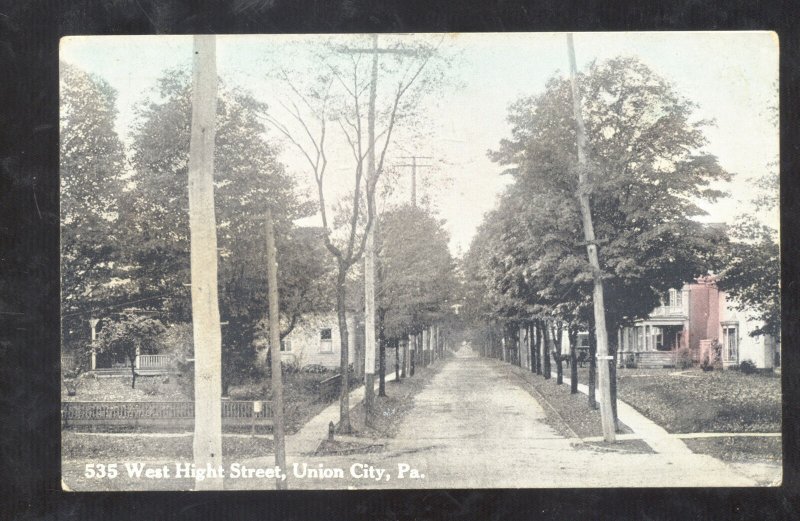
[
  {"left": 260, "top": 312, "right": 358, "bottom": 370},
  {"left": 618, "top": 276, "right": 779, "bottom": 369}
]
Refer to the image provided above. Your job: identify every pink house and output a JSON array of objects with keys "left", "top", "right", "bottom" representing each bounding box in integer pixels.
[{"left": 618, "top": 277, "right": 778, "bottom": 369}]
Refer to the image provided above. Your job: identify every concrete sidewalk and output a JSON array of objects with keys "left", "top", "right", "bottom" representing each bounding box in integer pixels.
[{"left": 554, "top": 373, "right": 694, "bottom": 456}]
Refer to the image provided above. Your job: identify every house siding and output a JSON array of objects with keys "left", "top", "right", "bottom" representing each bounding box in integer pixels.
[
  {"left": 259, "top": 313, "right": 357, "bottom": 370},
  {"left": 618, "top": 278, "right": 777, "bottom": 369}
]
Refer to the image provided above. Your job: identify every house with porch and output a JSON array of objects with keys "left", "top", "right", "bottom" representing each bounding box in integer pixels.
[{"left": 618, "top": 276, "right": 778, "bottom": 369}]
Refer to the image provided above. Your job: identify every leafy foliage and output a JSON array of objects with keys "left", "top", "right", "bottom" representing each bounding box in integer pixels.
[
  {"left": 60, "top": 62, "right": 131, "bottom": 350},
  {"left": 96, "top": 312, "right": 166, "bottom": 388},
  {"left": 120, "top": 70, "right": 326, "bottom": 388},
  {"left": 375, "top": 204, "right": 457, "bottom": 339},
  {"left": 467, "top": 56, "right": 730, "bottom": 336}
]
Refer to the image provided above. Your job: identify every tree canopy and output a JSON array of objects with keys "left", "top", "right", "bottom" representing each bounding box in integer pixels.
[{"left": 468, "top": 56, "right": 731, "bottom": 334}]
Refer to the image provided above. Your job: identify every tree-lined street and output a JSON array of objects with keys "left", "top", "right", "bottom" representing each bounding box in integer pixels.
[
  {"left": 237, "top": 345, "right": 757, "bottom": 489},
  {"left": 58, "top": 33, "right": 780, "bottom": 491}
]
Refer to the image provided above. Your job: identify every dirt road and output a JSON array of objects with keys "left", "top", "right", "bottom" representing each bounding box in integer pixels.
[{"left": 245, "top": 346, "right": 757, "bottom": 489}]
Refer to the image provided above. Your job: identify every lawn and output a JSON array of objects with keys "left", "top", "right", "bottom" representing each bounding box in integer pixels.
[{"left": 609, "top": 367, "right": 781, "bottom": 434}]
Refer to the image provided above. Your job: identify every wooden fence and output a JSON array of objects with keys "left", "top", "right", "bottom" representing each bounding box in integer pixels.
[{"left": 62, "top": 400, "right": 273, "bottom": 431}]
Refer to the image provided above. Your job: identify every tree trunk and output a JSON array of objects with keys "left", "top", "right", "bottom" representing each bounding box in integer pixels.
[
  {"left": 542, "top": 320, "right": 551, "bottom": 380},
  {"left": 528, "top": 322, "right": 537, "bottom": 373},
  {"left": 265, "top": 208, "right": 287, "bottom": 489},
  {"left": 569, "top": 324, "right": 579, "bottom": 394},
  {"left": 534, "top": 322, "right": 542, "bottom": 375},
  {"left": 588, "top": 321, "right": 597, "bottom": 409},
  {"left": 188, "top": 34, "right": 223, "bottom": 490},
  {"left": 609, "top": 326, "right": 619, "bottom": 430},
  {"left": 409, "top": 333, "right": 415, "bottom": 376},
  {"left": 554, "top": 321, "right": 563, "bottom": 385},
  {"left": 378, "top": 311, "right": 386, "bottom": 397},
  {"left": 129, "top": 353, "right": 137, "bottom": 389},
  {"left": 395, "top": 339, "right": 401, "bottom": 382},
  {"left": 335, "top": 269, "right": 352, "bottom": 433}
]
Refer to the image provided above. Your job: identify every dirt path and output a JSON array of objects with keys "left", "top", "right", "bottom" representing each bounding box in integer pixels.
[{"left": 238, "top": 346, "right": 758, "bottom": 489}]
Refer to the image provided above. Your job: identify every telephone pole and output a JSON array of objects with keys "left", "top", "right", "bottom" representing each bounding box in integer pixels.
[
  {"left": 188, "top": 34, "right": 224, "bottom": 488},
  {"left": 340, "top": 35, "right": 417, "bottom": 423},
  {"left": 567, "top": 33, "right": 615, "bottom": 442},
  {"left": 397, "top": 156, "right": 433, "bottom": 207},
  {"left": 265, "top": 208, "right": 287, "bottom": 489}
]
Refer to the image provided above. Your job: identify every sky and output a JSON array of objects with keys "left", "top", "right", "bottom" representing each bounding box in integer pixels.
[{"left": 61, "top": 32, "right": 779, "bottom": 256}]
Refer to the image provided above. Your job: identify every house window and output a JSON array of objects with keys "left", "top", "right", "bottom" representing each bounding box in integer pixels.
[
  {"left": 280, "top": 339, "right": 291, "bottom": 352},
  {"left": 319, "top": 328, "right": 333, "bottom": 353},
  {"left": 722, "top": 324, "right": 739, "bottom": 362},
  {"left": 669, "top": 289, "right": 683, "bottom": 309}
]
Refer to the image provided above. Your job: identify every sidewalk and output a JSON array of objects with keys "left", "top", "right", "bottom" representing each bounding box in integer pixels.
[
  {"left": 286, "top": 371, "right": 398, "bottom": 456},
  {"left": 555, "top": 373, "right": 694, "bottom": 456}
]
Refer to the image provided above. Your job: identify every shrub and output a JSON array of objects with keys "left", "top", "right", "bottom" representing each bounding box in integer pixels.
[
  {"left": 228, "top": 383, "right": 265, "bottom": 400},
  {"left": 624, "top": 353, "right": 637, "bottom": 369},
  {"left": 739, "top": 359, "right": 758, "bottom": 374},
  {"left": 676, "top": 347, "right": 693, "bottom": 369},
  {"left": 302, "top": 364, "right": 329, "bottom": 374},
  {"left": 139, "top": 378, "right": 161, "bottom": 396}
]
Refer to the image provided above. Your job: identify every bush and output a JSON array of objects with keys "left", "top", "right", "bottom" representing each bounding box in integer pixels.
[
  {"left": 676, "top": 347, "right": 693, "bottom": 369},
  {"left": 706, "top": 340, "right": 723, "bottom": 371},
  {"left": 624, "top": 353, "right": 637, "bottom": 369},
  {"left": 302, "top": 364, "right": 330, "bottom": 374},
  {"left": 138, "top": 378, "right": 161, "bottom": 396},
  {"left": 739, "top": 359, "right": 758, "bottom": 374},
  {"left": 228, "top": 383, "right": 265, "bottom": 400}
]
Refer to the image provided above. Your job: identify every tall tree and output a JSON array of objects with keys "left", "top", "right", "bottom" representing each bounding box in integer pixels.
[
  {"left": 488, "top": 55, "right": 730, "bottom": 344},
  {"left": 60, "top": 62, "right": 129, "bottom": 353},
  {"left": 123, "top": 69, "right": 315, "bottom": 391},
  {"left": 374, "top": 205, "right": 456, "bottom": 389},
  {"left": 264, "top": 35, "right": 446, "bottom": 433}
]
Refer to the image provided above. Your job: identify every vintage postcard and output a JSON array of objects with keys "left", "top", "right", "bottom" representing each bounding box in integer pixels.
[{"left": 60, "top": 32, "right": 780, "bottom": 491}]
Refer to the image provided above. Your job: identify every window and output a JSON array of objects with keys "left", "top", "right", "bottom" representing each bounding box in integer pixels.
[
  {"left": 669, "top": 288, "right": 683, "bottom": 309},
  {"left": 280, "top": 339, "right": 291, "bottom": 352},
  {"left": 722, "top": 324, "right": 738, "bottom": 362},
  {"left": 319, "top": 328, "right": 333, "bottom": 353}
]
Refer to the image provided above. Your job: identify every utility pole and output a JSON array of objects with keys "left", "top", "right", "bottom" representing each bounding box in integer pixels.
[
  {"left": 188, "top": 34, "right": 224, "bottom": 489},
  {"left": 567, "top": 33, "right": 615, "bottom": 442},
  {"left": 265, "top": 208, "right": 287, "bottom": 489},
  {"left": 363, "top": 34, "right": 379, "bottom": 423},
  {"left": 397, "top": 156, "right": 433, "bottom": 207},
  {"left": 340, "top": 35, "right": 417, "bottom": 424}
]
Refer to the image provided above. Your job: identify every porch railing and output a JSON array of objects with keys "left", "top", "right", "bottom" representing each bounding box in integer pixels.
[{"left": 136, "top": 354, "right": 173, "bottom": 369}]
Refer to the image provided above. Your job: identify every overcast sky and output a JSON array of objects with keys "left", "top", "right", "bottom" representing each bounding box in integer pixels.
[{"left": 61, "top": 32, "right": 779, "bottom": 256}]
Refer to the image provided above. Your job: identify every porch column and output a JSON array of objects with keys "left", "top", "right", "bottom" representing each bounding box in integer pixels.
[{"left": 89, "top": 318, "right": 99, "bottom": 371}]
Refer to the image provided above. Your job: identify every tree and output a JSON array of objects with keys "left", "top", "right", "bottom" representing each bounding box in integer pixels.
[
  {"left": 96, "top": 312, "right": 166, "bottom": 388},
  {"left": 263, "top": 35, "right": 447, "bottom": 433},
  {"left": 122, "top": 68, "right": 316, "bottom": 390},
  {"left": 373, "top": 204, "right": 456, "bottom": 391},
  {"left": 488, "top": 55, "right": 730, "bottom": 341},
  {"left": 60, "top": 62, "right": 129, "bottom": 353},
  {"left": 469, "top": 56, "right": 730, "bottom": 420},
  {"left": 717, "top": 218, "right": 780, "bottom": 338}
]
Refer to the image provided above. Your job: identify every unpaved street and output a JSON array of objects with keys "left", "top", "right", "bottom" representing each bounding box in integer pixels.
[{"left": 241, "top": 346, "right": 758, "bottom": 489}]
